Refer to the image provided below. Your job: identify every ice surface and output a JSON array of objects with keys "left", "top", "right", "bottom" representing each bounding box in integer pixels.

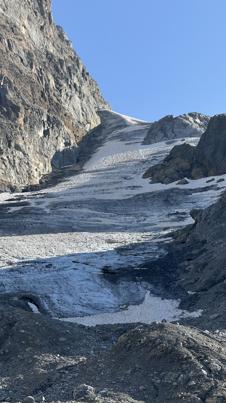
[{"left": 28, "top": 302, "right": 40, "bottom": 314}]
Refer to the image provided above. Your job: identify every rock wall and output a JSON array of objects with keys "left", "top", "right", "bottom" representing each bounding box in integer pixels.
[{"left": 0, "top": 0, "right": 108, "bottom": 190}]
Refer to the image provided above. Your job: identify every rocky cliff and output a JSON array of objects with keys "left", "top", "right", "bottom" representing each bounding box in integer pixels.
[
  {"left": 0, "top": 0, "right": 108, "bottom": 190},
  {"left": 144, "top": 114, "right": 226, "bottom": 183}
]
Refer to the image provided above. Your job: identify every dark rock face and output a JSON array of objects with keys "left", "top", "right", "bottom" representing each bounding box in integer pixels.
[
  {"left": 195, "top": 114, "right": 226, "bottom": 176},
  {"left": 143, "top": 142, "right": 196, "bottom": 183},
  {"left": 173, "top": 190, "right": 226, "bottom": 328},
  {"left": 0, "top": 0, "right": 108, "bottom": 190},
  {"left": 144, "top": 114, "right": 226, "bottom": 183},
  {"left": 143, "top": 113, "right": 209, "bottom": 145}
]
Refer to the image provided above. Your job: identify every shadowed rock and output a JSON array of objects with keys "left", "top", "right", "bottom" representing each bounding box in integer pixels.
[{"left": 172, "top": 190, "right": 226, "bottom": 328}]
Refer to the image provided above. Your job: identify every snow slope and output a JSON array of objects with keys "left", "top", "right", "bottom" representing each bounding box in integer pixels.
[{"left": 0, "top": 110, "right": 225, "bottom": 322}]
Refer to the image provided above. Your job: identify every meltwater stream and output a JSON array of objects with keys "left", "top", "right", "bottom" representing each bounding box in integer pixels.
[{"left": 0, "top": 110, "right": 225, "bottom": 323}]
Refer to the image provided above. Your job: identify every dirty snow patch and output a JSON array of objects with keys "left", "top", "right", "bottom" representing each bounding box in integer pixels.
[{"left": 62, "top": 291, "right": 202, "bottom": 327}]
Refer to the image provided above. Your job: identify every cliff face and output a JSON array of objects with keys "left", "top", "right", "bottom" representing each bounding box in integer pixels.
[{"left": 0, "top": 0, "right": 108, "bottom": 190}]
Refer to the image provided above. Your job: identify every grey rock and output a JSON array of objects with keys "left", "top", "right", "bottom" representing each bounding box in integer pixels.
[
  {"left": 194, "top": 113, "right": 226, "bottom": 177},
  {"left": 167, "top": 188, "right": 226, "bottom": 329},
  {"left": 143, "top": 142, "right": 195, "bottom": 183},
  {"left": 0, "top": 0, "right": 108, "bottom": 190},
  {"left": 0, "top": 305, "right": 225, "bottom": 403},
  {"left": 73, "top": 384, "right": 97, "bottom": 400},
  {"left": 177, "top": 178, "right": 190, "bottom": 185},
  {"left": 144, "top": 114, "right": 226, "bottom": 183},
  {"left": 23, "top": 397, "right": 35, "bottom": 403},
  {"left": 143, "top": 113, "right": 209, "bottom": 145}
]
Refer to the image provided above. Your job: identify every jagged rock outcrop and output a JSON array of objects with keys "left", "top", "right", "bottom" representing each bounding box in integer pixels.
[
  {"left": 144, "top": 114, "right": 226, "bottom": 183},
  {"left": 143, "top": 113, "right": 209, "bottom": 145},
  {"left": 0, "top": 0, "right": 108, "bottom": 190},
  {"left": 195, "top": 114, "right": 226, "bottom": 176}
]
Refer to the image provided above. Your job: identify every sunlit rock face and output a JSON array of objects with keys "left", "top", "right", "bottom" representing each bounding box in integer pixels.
[
  {"left": 143, "top": 113, "right": 210, "bottom": 145},
  {"left": 0, "top": 0, "right": 108, "bottom": 190}
]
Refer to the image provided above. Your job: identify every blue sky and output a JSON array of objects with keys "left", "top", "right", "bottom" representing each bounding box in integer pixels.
[{"left": 52, "top": 0, "right": 226, "bottom": 121}]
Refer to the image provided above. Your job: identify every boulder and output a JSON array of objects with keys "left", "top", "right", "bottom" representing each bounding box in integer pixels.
[{"left": 143, "top": 113, "right": 209, "bottom": 145}]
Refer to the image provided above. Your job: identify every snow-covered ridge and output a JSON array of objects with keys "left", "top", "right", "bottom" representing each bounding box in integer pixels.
[
  {"left": 0, "top": 109, "right": 225, "bottom": 324},
  {"left": 97, "top": 109, "right": 149, "bottom": 127}
]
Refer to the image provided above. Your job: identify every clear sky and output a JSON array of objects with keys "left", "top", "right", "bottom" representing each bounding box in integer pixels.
[{"left": 52, "top": 0, "right": 226, "bottom": 121}]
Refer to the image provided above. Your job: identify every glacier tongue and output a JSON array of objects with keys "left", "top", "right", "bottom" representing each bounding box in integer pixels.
[{"left": 0, "top": 110, "right": 225, "bottom": 321}]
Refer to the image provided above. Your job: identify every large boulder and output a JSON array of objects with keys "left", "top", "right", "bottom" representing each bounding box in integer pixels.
[
  {"left": 143, "top": 143, "right": 195, "bottom": 183},
  {"left": 143, "top": 113, "right": 209, "bottom": 145}
]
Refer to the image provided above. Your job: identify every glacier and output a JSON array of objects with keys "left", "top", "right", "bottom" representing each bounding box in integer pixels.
[{"left": 0, "top": 110, "right": 225, "bottom": 322}]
